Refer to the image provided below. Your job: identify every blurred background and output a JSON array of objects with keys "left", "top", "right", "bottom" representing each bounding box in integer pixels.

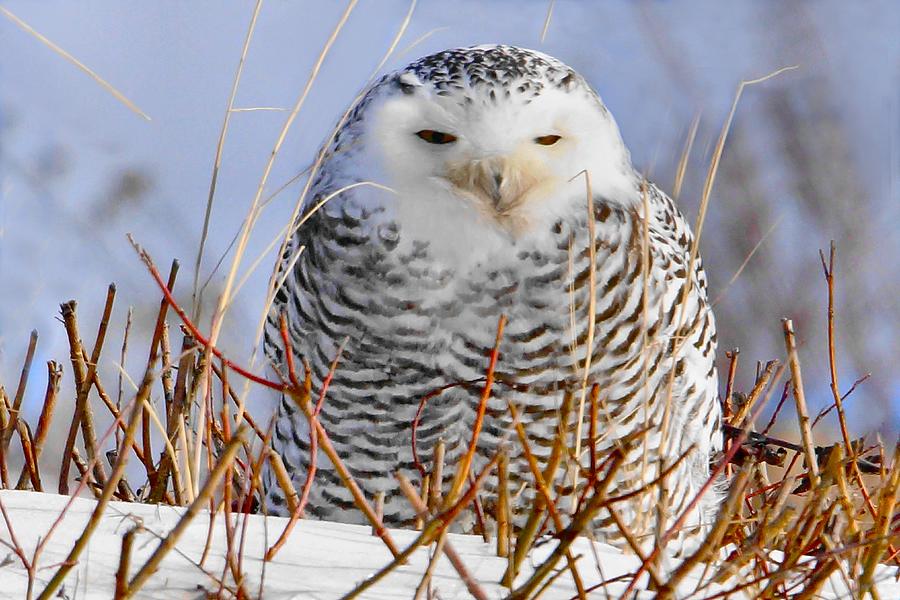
[{"left": 1, "top": 1, "right": 898, "bottom": 454}]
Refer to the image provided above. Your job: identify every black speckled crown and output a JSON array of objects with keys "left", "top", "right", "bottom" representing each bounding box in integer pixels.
[{"left": 398, "top": 45, "right": 583, "bottom": 102}]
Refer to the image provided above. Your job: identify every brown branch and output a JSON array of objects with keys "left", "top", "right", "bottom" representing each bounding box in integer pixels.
[
  {"left": 267, "top": 335, "right": 347, "bottom": 558},
  {"left": 126, "top": 429, "right": 247, "bottom": 598},
  {"left": 506, "top": 398, "right": 586, "bottom": 598},
  {"left": 398, "top": 473, "right": 491, "bottom": 600},
  {"left": 496, "top": 446, "right": 510, "bottom": 559},
  {"left": 622, "top": 379, "right": 775, "bottom": 599},
  {"left": 782, "top": 318, "right": 819, "bottom": 488},
  {"left": 13, "top": 360, "right": 61, "bottom": 490},
  {"left": 38, "top": 365, "right": 150, "bottom": 600},
  {"left": 508, "top": 450, "right": 625, "bottom": 600},
  {"left": 13, "top": 420, "right": 40, "bottom": 491},
  {"left": 1, "top": 329, "right": 38, "bottom": 482},
  {"left": 341, "top": 460, "right": 499, "bottom": 600},
  {"left": 114, "top": 527, "right": 138, "bottom": 600},
  {"left": 130, "top": 235, "right": 285, "bottom": 392},
  {"left": 58, "top": 301, "right": 99, "bottom": 493},
  {"left": 0, "top": 387, "right": 10, "bottom": 488},
  {"left": 148, "top": 332, "right": 197, "bottom": 504}
]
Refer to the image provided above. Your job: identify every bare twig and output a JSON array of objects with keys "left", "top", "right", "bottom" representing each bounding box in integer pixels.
[
  {"left": 2, "top": 330, "right": 38, "bottom": 488},
  {"left": 509, "top": 451, "right": 624, "bottom": 600},
  {"left": 38, "top": 369, "right": 149, "bottom": 600},
  {"left": 341, "top": 462, "right": 498, "bottom": 600},
  {"left": 276, "top": 315, "right": 399, "bottom": 558},
  {"left": 126, "top": 429, "right": 247, "bottom": 598},
  {"left": 782, "top": 318, "right": 819, "bottom": 488},
  {"left": 114, "top": 527, "right": 138, "bottom": 600},
  {"left": 445, "top": 314, "right": 506, "bottom": 505}
]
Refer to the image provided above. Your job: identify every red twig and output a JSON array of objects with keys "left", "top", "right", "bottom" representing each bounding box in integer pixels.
[
  {"left": 445, "top": 315, "right": 506, "bottom": 506},
  {"left": 267, "top": 314, "right": 399, "bottom": 560},
  {"left": 761, "top": 379, "right": 791, "bottom": 436},
  {"left": 266, "top": 327, "right": 345, "bottom": 561},
  {"left": 130, "top": 235, "right": 285, "bottom": 392}
]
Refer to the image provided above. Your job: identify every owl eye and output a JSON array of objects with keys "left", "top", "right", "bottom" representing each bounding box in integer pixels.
[
  {"left": 535, "top": 134, "right": 562, "bottom": 146},
  {"left": 415, "top": 130, "right": 458, "bottom": 145}
]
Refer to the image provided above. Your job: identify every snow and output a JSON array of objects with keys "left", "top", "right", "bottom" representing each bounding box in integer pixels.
[
  {"left": 1, "top": 490, "right": 898, "bottom": 599},
  {"left": 0, "top": 490, "right": 643, "bottom": 599}
]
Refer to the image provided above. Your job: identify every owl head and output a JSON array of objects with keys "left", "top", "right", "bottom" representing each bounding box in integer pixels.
[{"left": 358, "top": 45, "right": 636, "bottom": 236}]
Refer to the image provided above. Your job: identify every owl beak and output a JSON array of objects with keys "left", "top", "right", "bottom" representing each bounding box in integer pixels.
[
  {"left": 489, "top": 171, "right": 504, "bottom": 208},
  {"left": 446, "top": 156, "right": 527, "bottom": 215}
]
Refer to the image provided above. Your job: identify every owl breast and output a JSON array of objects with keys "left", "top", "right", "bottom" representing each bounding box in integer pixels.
[{"left": 264, "top": 180, "right": 720, "bottom": 552}]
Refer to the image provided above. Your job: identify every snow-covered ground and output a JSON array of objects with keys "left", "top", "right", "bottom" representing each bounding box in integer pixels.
[
  {"left": 0, "top": 490, "right": 653, "bottom": 599},
  {"left": 1, "top": 490, "right": 898, "bottom": 599}
]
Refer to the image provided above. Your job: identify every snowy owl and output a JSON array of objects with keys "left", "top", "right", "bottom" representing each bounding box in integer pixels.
[{"left": 264, "top": 45, "right": 721, "bottom": 550}]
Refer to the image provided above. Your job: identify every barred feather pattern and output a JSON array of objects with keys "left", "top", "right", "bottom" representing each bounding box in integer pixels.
[{"left": 264, "top": 181, "right": 720, "bottom": 551}]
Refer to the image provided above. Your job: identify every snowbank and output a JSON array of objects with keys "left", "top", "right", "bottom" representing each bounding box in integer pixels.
[{"left": 0, "top": 490, "right": 896, "bottom": 598}]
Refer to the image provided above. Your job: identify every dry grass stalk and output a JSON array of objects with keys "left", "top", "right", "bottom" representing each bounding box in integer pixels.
[
  {"left": 415, "top": 474, "right": 429, "bottom": 530},
  {"left": 372, "top": 491, "right": 385, "bottom": 537},
  {"left": 0, "top": 60, "right": 896, "bottom": 600},
  {"left": 468, "top": 472, "right": 490, "bottom": 542},
  {"left": 507, "top": 400, "right": 585, "bottom": 598},
  {"left": 570, "top": 170, "right": 597, "bottom": 502},
  {"left": 203, "top": 0, "right": 361, "bottom": 392},
  {"left": 149, "top": 332, "right": 196, "bottom": 503},
  {"left": 86, "top": 359, "right": 153, "bottom": 484},
  {"left": 859, "top": 443, "right": 900, "bottom": 596},
  {"left": 7, "top": 5, "right": 899, "bottom": 597},
  {"left": 191, "top": 0, "right": 264, "bottom": 321},
  {"left": 0, "top": 236, "right": 895, "bottom": 599},
  {"left": 267, "top": 449, "right": 299, "bottom": 514},
  {"left": 342, "top": 462, "right": 498, "bottom": 600},
  {"left": 508, "top": 450, "right": 625, "bottom": 600},
  {"left": 256, "top": 1, "right": 415, "bottom": 372},
  {"left": 397, "top": 474, "right": 490, "bottom": 600},
  {"left": 125, "top": 429, "right": 247, "bottom": 598},
  {"left": 413, "top": 529, "right": 447, "bottom": 600},
  {"left": 663, "top": 465, "right": 754, "bottom": 595},
  {"left": 2, "top": 266, "right": 888, "bottom": 597},
  {"left": 0, "top": 6, "right": 150, "bottom": 119},
  {"left": 429, "top": 438, "right": 445, "bottom": 512},
  {"left": 496, "top": 447, "right": 510, "bottom": 559},
  {"left": 506, "top": 394, "right": 581, "bottom": 590}
]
